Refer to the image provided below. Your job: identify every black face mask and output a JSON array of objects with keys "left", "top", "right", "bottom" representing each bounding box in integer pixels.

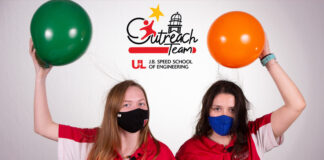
[{"left": 117, "top": 108, "right": 149, "bottom": 133}]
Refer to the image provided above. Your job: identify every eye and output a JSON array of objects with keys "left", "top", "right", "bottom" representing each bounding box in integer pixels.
[
  {"left": 229, "top": 108, "right": 235, "bottom": 113},
  {"left": 212, "top": 107, "right": 221, "bottom": 111},
  {"left": 123, "top": 103, "right": 130, "bottom": 107},
  {"left": 139, "top": 102, "right": 146, "bottom": 106}
]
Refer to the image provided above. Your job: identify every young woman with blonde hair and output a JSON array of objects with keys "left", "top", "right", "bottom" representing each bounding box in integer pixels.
[{"left": 30, "top": 39, "right": 175, "bottom": 160}]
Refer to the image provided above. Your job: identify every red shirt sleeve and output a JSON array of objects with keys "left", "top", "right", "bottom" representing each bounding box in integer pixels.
[
  {"left": 59, "top": 124, "right": 98, "bottom": 143},
  {"left": 156, "top": 141, "right": 176, "bottom": 160},
  {"left": 176, "top": 138, "right": 203, "bottom": 160}
]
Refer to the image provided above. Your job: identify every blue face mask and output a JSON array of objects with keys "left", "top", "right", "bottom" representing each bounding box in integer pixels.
[{"left": 208, "top": 115, "right": 233, "bottom": 136}]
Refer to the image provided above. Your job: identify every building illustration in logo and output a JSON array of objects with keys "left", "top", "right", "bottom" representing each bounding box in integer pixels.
[{"left": 168, "top": 12, "right": 182, "bottom": 34}]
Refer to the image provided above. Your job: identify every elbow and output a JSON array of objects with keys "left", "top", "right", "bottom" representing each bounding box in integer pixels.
[
  {"left": 300, "top": 100, "right": 306, "bottom": 112},
  {"left": 286, "top": 99, "right": 306, "bottom": 113},
  {"left": 34, "top": 120, "right": 55, "bottom": 136},
  {"left": 34, "top": 126, "right": 41, "bottom": 135},
  {"left": 298, "top": 97, "right": 307, "bottom": 111},
  {"left": 294, "top": 99, "right": 306, "bottom": 113},
  {"left": 34, "top": 127, "right": 47, "bottom": 137},
  {"left": 34, "top": 124, "right": 45, "bottom": 136},
  {"left": 285, "top": 97, "right": 306, "bottom": 113}
]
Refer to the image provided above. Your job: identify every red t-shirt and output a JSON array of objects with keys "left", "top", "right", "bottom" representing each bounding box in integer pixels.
[
  {"left": 175, "top": 113, "right": 283, "bottom": 160},
  {"left": 58, "top": 124, "right": 175, "bottom": 160}
]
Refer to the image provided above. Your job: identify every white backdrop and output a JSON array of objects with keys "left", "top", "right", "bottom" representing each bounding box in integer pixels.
[{"left": 0, "top": 0, "right": 323, "bottom": 159}]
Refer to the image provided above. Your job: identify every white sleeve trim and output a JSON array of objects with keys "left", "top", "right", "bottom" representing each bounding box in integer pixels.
[
  {"left": 251, "top": 123, "right": 284, "bottom": 158},
  {"left": 58, "top": 138, "right": 94, "bottom": 160}
]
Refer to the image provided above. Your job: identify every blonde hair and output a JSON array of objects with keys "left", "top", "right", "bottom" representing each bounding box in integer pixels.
[{"left": 87, "top": 80, "right": 160, "bottom": 160}]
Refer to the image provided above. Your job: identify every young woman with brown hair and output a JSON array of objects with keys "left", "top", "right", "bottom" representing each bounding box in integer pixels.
[{"left": 176, "top": 38, "right": 306, "bottom": 160}]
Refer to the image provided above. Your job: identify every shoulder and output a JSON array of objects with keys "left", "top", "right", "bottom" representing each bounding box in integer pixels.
[
  {"left": 248, "top": 113, "right": 272, "bottom": 133},
  {"left": 175, "top": 136, "right": 204, "bottom": 159},
  {"left": 179, "top": 136, "right": 203, "bottom": 150},
  {"left": 58, "top": 124, "right": 98, "bottom": 143},
  {"left": 156, "top": 140, "right": 175, "bottom": 160}
]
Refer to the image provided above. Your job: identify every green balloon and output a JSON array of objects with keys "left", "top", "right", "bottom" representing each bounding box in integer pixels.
[{"left": 30, "top": 0, "right": 92, "bottom": 66}]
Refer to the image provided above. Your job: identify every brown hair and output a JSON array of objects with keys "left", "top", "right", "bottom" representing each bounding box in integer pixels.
[
  {"left": 87, "top": 80, "right": 160, "bottom": 160},
  {"left": 195, "top": 80, "right": 249, "bottom": 159}
]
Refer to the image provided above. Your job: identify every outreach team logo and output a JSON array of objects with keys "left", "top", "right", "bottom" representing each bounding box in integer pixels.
[{"left": 127, "top": 5, "right": 198, "bottom": 56}]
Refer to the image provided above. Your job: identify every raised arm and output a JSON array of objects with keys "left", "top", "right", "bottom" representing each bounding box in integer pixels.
[
  {"left": 260, "top": 38, "right": 306, "bottom": 138},
  {"left": 30, "top": 39, "right": 58, "bottom": 141}
]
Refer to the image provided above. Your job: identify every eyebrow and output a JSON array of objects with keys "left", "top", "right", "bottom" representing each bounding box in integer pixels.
[
  {"left": 123, "top": 98, "right": 146, "bottom": 102},
  {"left": 211, "top": 105, "right": 235, "bottom": 108}
]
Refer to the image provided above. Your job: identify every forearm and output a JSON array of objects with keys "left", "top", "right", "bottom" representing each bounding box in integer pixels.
[
  {"left": 266, "top": 59, "right": 306, "bottom": 111},
  {"left": 33, "top": 75, "right": 54, "bottom": 134}
]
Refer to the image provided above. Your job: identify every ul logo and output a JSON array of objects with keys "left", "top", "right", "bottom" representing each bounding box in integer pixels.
[{"left": 132, "top": 60, "right": 146, "bottom": 69}]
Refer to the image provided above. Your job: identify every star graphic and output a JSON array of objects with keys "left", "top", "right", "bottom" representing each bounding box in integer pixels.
[{"left": 149, "top": 4, "right": 164, "bottom": 21}]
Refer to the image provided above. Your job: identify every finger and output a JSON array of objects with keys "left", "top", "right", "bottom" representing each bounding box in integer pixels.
[
  {"left": 29, "top": 38, "right": 33, "bottom": 54},
  {"left": 264, "top": 34, "right": 269, "bottom": 46},
  {"left": 31, "top": 48, "right": 38, "bottom": 63},
  {"left": 30, "top": 38, "right": 34, "bottom": 46},
  {"left": 30, "top": 48, "right": 36, "bottom": 58},
  {"left": 265, "top": 39, "right": 269, "bottom": 51}
]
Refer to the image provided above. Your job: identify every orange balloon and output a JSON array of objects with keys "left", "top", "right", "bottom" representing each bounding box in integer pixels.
[{"left": 207, "top": 11, "right": 265, "bottom": 68}]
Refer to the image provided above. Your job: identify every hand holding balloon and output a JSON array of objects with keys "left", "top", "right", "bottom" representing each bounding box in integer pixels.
[
  {"left": 29, "top": 38, "right": 52, "bottom": 78},
  {"left": 259, "top": 36, "right": 271, "bottom": 59}
]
